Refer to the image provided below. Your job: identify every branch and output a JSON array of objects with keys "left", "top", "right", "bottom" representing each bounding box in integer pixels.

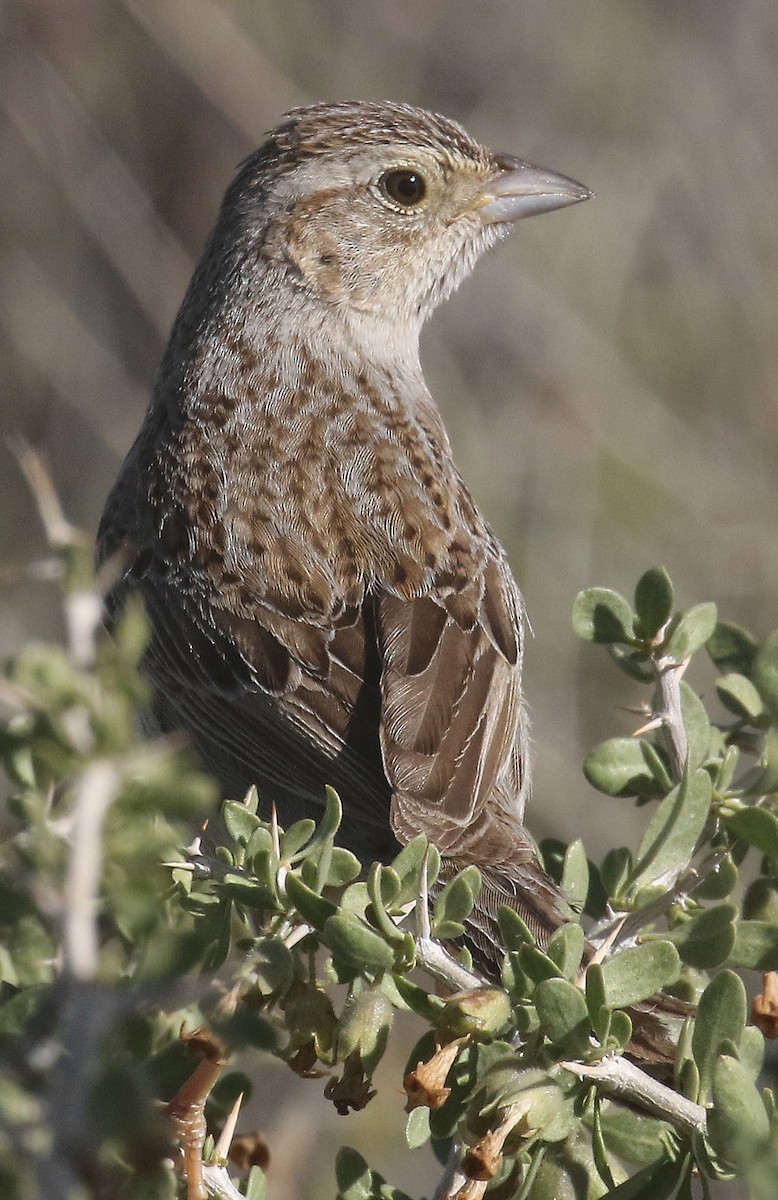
[
  {"left": 64, "top": 760, "right": 121, "bottom": 979},
  {"left": 655, "top": 653, "right": 689, "bottom": 777},
  {"left": 560, "top": 1055, "right": 706, "bottom": 1138},
  {"left": 414, "top": 933, "right": 707, "bottom": 1140},
  {"left": 415, "top": 936, "right": 485, "bottom": 993}
]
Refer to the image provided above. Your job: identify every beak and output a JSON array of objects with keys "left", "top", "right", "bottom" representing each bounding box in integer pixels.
[{"left": 479, "top": 153, "right": 592, "bottom": 224}]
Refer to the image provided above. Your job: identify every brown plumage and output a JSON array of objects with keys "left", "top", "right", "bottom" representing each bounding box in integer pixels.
[{"left": 98, "top": 101, "right": 592, "bottom": 974}]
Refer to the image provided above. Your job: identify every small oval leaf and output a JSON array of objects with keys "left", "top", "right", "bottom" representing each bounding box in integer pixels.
[
  {"left": 598, "top": 941, "right": 680, "bottom": 1009},
  {"left": 634, "top": 567, "right": 674, "bottom": 640},
  {"left": 707, "top": 621, "right": 758, "bottom": 675},
  {"left": 692, "top": 969, "right": 747, "bottom": 1096},
  {"left": 584, "top": 737, "right": 662, "bottom": 798},
  {"left": 715, "top": 673, "right": 765, "bottom": 722},
  {"left": 662, "top": 602, "right": 718, "bottom": 663},
  {"left": 572, "top": 588, "right": 635, "bottom": 645},
  {"left": 752, "top": 629, "right": 778, "bottom": 718}
]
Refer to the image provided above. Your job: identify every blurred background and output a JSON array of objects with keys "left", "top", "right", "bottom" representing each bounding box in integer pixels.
[{"left": 1, "top": 1, "right": 776, "bottom": 1195}]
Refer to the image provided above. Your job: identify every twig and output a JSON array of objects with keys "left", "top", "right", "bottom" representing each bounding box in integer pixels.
[
  {"left": 560, "top": 1055, "right": 706, "bottom": 1138},
  {"left": 415, "top": 937, "right": 484, "bottom": 993},
  {"left": 8, "top": 437, "right": 80, "bottom": 549},
  {"left": 432, "top": 1144, "right": 468, "bottom": 1200},
  {"left": 655, "top": 653, "right": 689, "bottom": 777},
  {"left": 64, "top": 761, "right": 121, "bottom": 980},
  {"left": 589, "top": 846, "right": 726, "bottom": 950},
  {"left": 414, "top": 934, "right": 707, "bottom": 1140},
  {"left": 8, "top": 438, "right": 103, "bottom": 668},
  {"left": 200, "top": 1162, "right": 248, "bottom": 1200}
]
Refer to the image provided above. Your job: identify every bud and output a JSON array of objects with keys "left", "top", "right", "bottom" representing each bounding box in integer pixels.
[
  {"left": 437, "top": 987, "right": 511, "bottom": 1043},
  {"left": 466, "top": 1062, "right": 567, "bottom": 1153},
  {"left": 335, "top": 988, "right": 393, "bottom": 1075},
  {"left": 282, "top": 981, "right": 336, "bottom": 1062}
]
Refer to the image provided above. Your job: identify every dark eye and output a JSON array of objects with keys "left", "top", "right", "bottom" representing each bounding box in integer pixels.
[{"left": 379, "top": 169, "right": 427, "bottom": 207}]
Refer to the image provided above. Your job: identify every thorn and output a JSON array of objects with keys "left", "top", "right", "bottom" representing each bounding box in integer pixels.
[
  {"left": 417, "top": 844, "right": 432, "bottom": 940},
  {"left": 214, "top": 1092, "right": 243, "bottom": 1163},
  {"left": 632, "top": 716, "right": 663, "bottom": 737},
  {"left": 580, "top": 915, "right": 627, "bottom": 980},
  {"left": 270, "top": 802, "right": 280, "bottom": 857}
]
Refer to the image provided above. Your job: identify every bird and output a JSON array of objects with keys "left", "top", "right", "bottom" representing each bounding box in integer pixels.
[{"left": 98, "top": 100, "right": 592, "bottom": 976}]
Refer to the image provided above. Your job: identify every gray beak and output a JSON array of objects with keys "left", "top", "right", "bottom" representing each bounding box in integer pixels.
[{"left": 479, "top": 153, "right": 592, "bottom": 224}]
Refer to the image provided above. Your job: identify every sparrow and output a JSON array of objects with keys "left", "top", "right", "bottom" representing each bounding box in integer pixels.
[{"left": 98, "top": 101, "right": 592, "bottom": 975}]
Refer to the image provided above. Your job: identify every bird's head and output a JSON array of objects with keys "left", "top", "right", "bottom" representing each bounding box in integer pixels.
[{"left": 216, "top": 101, "right": 591, "bottom": 343}]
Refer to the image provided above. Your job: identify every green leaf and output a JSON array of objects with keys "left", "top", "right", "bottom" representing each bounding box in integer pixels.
[
  {"left": 336, "top": 988, "right": 393, "bottom": 1073},
  {"left": 634, "top": 567, "right": 674, "bottom": 640},
  {"left": 572, "top": 588, "right": 635, "bottom": 644},
  {"left": 692, "top": 970, "right": 747, "bottom": 1096},
  {"left": 219, "top": 874, "right": 277, "bottom": 911},
  {"left": 432, "top": 866, "right": 481, "bottom": 940},
  {"left": 597, "top": 1107, "right": 673, "bottom": 1167},
  {"left": 546, "top": 923, "right": 585, "bottom": 979},
  {"left": 752, "top": 629, "right": 778, "bottom": 718},
  {"left": 663, "top": 904, "right": 737, "bottom": 969},
  {"left": 730, "top": 920, "right": 778, "bottom": 970},
  {"left": 640, "top": 741, "right": 675, "bottom": 793},
  {"left": 627, "top": 768, "right": 711, "bottom": 892},
  {"left": 497, "top": 905, "right": 534, "bottom": 951},
  {"left": 598, "top": 1158, "right": 680, "bottom": 1199},
  {"left": 250, "top": 936, "right": 294, "bottom": 995},
  {"left": 750, "top": 728, "right": 778, "bottom": 794},
  {"left": 693, "top": 855, "right": 738, "bottom": 901},
  {"left": 518, "top": 944, "right": 562, "bottom": 985},
  {"left": 390, "top": 834, "right": 431, "bottom": 905},
  {"left": 284, "top": 872, "right": 338, "bottom": 928},
  {"left": 679, "top": 1057, "right": 700, "bottom": 1102},
  {"left": 534, "top": 978, "right": 591, "bottom": 1055},
  {"left": 743, "top": 876, "right": 778, "bottom": 922},
  {"left": 390, "top": 974, "right": 444, "bottom": 1023},
  {"left": 590, "top": 1093, "right": 617, "bottom": 1192},
  {"left": 726, "top": 806, "right": 778, "bottom": 858},
  {"left": 583, "top": 737, "right": 663, "bottom": 798},
  {"left": 708, "top": 1054, "right": 770, "bottom": 1170},
  {"left": 366, "top": 865, "right": 406, "bottom": 944},
  {"left": 318, "top": 786, "right": 344, "bottom": 841},
  {"left": 560, "top": 840, "right": 589, "bottom": 909},
  {"left": 715, "top": 673, "right": 765, "bottom": 722},
  {"left": 662, "top": 603, "right": 717, "bottom": 663},
  {"left": 679, "top": 683, "right": 712, "bottom": 769},
  {"left": 221, "top": 800, "right": 262, "bottom": 845},
  {"left": 322, "top": 915, "right": 395, "bottom": 975},
  {"left": 598, "top": 941, "right": 680, "bottom": 1009},
  {"left": 405, "top": 1105, "right": 431, "bottom": 1149},
  {"left": 715, "top": 744, "right": 740, "bottom": 793},
  {"left": 707, "top": 621, "right": 758, "bottom": 675},
  {"left": 599, "top": 847, "right": 633, "bottom": 898},
  {"left": 334, "top": 1147, "right": 373, "bottom": 1200},
  {"left": 302, "top": 845, "right": 361, "bottom": 889},
  {"left": 608, "top": 644, "right": 655, "bottom": 682},
  {"left": 738, "top": 1024, "right": 765, "bottom": 1081},
  {"left": 279, "top": 818, "right": 316, "bottom": 861},
  {"left": 244, "top": 1166, "right": 267, "bottom": 1200},
  {"left": 607, "top": 1009, "right": 633, "bottom": 1050},
  {"left": 584, "top": 963, "right": 609, "bottom": 1041}
]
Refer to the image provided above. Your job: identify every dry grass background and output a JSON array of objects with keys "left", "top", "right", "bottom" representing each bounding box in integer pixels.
[{"left": 1, "top": 1, "right": 776, "bottom": 1195}]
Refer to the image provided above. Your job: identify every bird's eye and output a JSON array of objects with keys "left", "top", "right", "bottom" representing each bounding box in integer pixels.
[{"left": 378, "top": 169, "right": 427, "bottom": 208}]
